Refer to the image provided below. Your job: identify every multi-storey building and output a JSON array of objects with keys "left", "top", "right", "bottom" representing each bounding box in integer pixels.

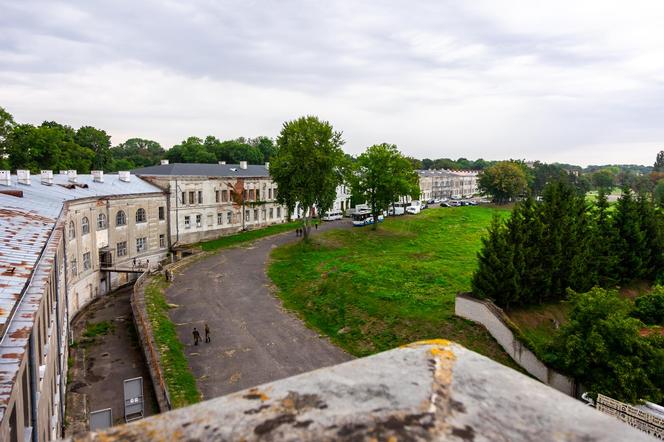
[
  {"left": 0, "top": 170, "right": 168, "bottom": 441},
  {"left": 133, "top": 161, "right": 287, "bottom": 245},
  {"left": 418, "top": 169, "right": 479, "bottom": 200}
]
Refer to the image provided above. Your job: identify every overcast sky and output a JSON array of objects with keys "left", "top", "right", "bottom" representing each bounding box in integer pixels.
[{"left": 1, "top": 1, "right": 663, "bottom": 166}]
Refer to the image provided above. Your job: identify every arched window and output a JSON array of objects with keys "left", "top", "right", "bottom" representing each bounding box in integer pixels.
[
  {"left": 68, "top": 221, "right": 76, "bottom": 239},
  {"left": 81, "top": 217, "right": 90, "bottom": 235},
  {"left": 97, "top": 213, "right": 107, "bottom": 230},
  {"left": 116, "top": 210, "right": 126, "bottom": 226},
  {"left": 136, "top": 208, "right": 147, "bottom": 223}
]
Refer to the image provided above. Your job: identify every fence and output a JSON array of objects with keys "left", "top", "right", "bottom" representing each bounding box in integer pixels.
[{"left": 455, "top": 292, "right": 576, "bottom": 396}]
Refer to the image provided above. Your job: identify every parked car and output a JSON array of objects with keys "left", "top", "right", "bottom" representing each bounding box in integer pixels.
[
  {"left": 440, "top": 202, "right": 451, "bottom": 207},
  {"left": 322, "top": 210, "right": 343, "bottom": 221},
  {"left": 406, "top": 205, "right": 421, "bottom": 215}
]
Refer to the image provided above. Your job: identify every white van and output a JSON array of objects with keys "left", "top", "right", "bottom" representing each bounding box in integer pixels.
[{"left": 322, "top": 210, "right": 343, "bottom": 221}]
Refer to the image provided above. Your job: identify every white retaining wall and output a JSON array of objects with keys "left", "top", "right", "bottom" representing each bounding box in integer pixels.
[{"left": 455, "top": 293, "right": 575, "bottom": 396}]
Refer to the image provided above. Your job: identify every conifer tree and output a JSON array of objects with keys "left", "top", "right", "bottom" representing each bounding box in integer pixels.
[
  {"left": 589, "top": 190, "right": 619, "bottom": 286},
  {"left": 636, "top": 193, "right": 664, "bottom": 280},
  {"left": 613, "top": 188, "right": 647, "bottom": 281}
]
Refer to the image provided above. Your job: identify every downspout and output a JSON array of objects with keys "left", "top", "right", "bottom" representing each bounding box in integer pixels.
[
  {"left": 53, "top": 251, "right": 65, "bottom": 437},
  {"left": 28, "top": 333, "right": 39, "bottom": 442}
]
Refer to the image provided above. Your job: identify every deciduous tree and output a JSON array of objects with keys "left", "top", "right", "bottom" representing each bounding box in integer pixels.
[{"left": 478, "top": 161, "right": 528, "bottom": 203}]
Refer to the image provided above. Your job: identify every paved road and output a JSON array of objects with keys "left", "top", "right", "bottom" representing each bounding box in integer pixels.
[{"left": 165, "top": 221, "right": 352, "bottom": 399}]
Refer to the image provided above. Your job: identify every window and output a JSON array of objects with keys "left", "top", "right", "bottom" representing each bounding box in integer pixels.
[
  {"left": 136, "top": 208, "right": 147, "bottom": 223},
  {"left": 196, "top": 214, "right": 202, "bottom": 227},
  {"left": 81, "top": 217, "right": 90, "bottom": 235},
  {"left": 189, "top": 191, "right": 195, "bottom": 204},
  {"left": 207, "top": 214, "right": 213, "bottom": 226},
  {"left": 249, "top": 189, "right": 255, "bottom": 201},
  {"left": 222, "top": 189, "right": 228, "bottom": 202},
  {"left": 97, "top": 213, "right": 107, "bottom": 230},
  {"left": 268, "top": 188, "right": 272, "bottom": 200},
  {"left": 243, "top": 190, "right": 248, "bottom": 201},
  {"left": 116, "top": 210, "right": 126, "bottom": 226},
  {"left": 256, "top": 189, "right": 260, "bottom": 201},
  {"left": 69, "top": 221, "right": 76, "bottom": 239},
  {"left": 198, "top": 191, "right": 203, "bottom": 204},
  {"left": 136, "top": 237, "right": 147, "bottom": 253},
  {"left": 181, "top": 192, "right": 186, "bottom": 205},
  {"left": 215, "top": 190, "right": 220, "bottom": 203},
  {"left": 158, "top": 206, "right": 165, "bottom": 220},
  {"left": 159, "top": 234, "right": 166, "bottom": 249},
  {"left": 245, "top": 210, "right": 250, "bottom": 221},
  {"left": 261, "top": 209, "right": 266, "bottom": 221},
  {"left": 71, "top": 259, "right": 77, "bottom": 276},
  {"left": 117, "top": 241, "right": 127, "bottom": 257},
  {"left": 254, "top": 209, "right": 259, "bottom": 222},
  {"left": 82, "top": 252, "right": 91, "bottom": 271},
  {"left": 277, "top": 207, "right": 281, "bottom": 218},
  {"left": 269, "top": 208, "right": 274, "bottom": 219},
  {"left": 227, "top": 211, "right": 232, "bottom": 224},
  {"left": 184, "top": 215, "right": 191, "bottom": 228},
  {"left": 217, "top": 213, "right": 223, "bottom": 225}
]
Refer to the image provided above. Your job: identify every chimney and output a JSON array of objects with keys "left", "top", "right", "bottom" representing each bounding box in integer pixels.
[
  {"left": 0, "top": 170, "right": 11, "bottom": 186},
  {"left": 92, "top": 170, "right": 104, "bottom": 183},
  {"left": 160, "top": 159, "right": 169, "bottom": 165},
  {"left": 264, "top": 162, "right": 270, "bottom": 170},
  {"left": 41, "top": 170, "right": 54, "bottom": 185},
  {"left": 119, "top": 171, "right": 131, "bottom": 182},
  {"left": 67, "top": 170, "right": 77, "bottom": 183},
  {"left": 59, "top": 170, "right": 68, "bottom": 175},
  {"left": 17, "top": 170, "right": 31, "bottom": 185},
  {"left": 218, "top": 161, "right": 226, "bottom": 165},
  {"left": 239, "top": 161, "right": 247, "bottom": 170}
]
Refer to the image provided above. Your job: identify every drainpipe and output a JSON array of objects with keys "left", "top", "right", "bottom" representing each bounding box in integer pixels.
[
  {"left": 53, "top": 252, "right": 64, "bottom": 437},
  {"left": 28, "top": 333, "right": 39, "bottom": 442}
]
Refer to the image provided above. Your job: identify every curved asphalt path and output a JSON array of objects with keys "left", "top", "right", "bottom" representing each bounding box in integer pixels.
[{"left": 165, "top": 221, "right": 352, "bottom": 399}]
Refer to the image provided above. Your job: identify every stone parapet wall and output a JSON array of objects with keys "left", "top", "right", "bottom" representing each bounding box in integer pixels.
[{"left": 455, "top": 293, "right": 576, "bottom": 396}]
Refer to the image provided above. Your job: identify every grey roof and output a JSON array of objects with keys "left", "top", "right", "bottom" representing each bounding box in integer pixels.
[{"left": 133, "top": 163, "right": 271, "bottom": 178}]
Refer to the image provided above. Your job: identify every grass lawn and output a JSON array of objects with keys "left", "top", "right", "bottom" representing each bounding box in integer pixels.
[
  {"left": 200, "top": 221, "right": 300, "bottom": 251},
  {"left": 268, "top": 205, "right": 519, "bottom": 368},
  {"left": 144, "top": 275, "right": 201, "bottom": 408}
]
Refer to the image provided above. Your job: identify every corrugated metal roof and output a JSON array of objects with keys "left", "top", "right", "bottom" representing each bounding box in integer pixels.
[{"left": 133, "top": 163, "right": 270, "bottom": 178}]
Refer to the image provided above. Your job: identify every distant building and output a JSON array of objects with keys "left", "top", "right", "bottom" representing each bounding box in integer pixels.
[
  {"left": 418, "top": 169, "right": 479, "bottom": 200},
  {"left": 0, "top": 170, "right": 168, "bottom": 441}
]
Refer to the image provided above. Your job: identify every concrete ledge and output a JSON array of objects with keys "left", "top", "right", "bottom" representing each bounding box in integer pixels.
[{"left": 70, "top": 341, "right": 652, "bottom": 441}]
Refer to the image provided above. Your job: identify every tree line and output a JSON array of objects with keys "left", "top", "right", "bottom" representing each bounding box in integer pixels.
[
  {"left": 472, "top": 181, "right": 664, "bottom": 309},
  {"left": 0, "top": 106, "right": 275, "bottom": 173}
]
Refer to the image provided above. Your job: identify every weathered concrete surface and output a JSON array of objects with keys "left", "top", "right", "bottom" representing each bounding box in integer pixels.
[
  {"left": 165, "top": 221, "right": 352, "bottom": 399},
  {"left": 66, "top": 286, "right": 158, "bottom": 435},
  {"left": 72, "top": 341, "right": 655, "bottom": 441}
]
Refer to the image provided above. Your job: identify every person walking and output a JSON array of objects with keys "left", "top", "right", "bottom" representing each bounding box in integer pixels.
[
  {"left": 204, "top": 323, "right": 211, "bottom": 343},
  {"left": 193, "top": 327, "right": 201, "bottom": 346}
]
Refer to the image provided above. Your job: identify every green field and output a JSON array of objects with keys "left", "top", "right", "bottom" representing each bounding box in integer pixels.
[{"left": 268, "top": 206, "right": 518, "bottom": 367}]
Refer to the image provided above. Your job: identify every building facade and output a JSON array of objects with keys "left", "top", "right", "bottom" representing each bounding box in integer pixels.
[
  {"left": 0, "top": 170, "right": 168, "bottom": 441},
  {"left": 133, "top": 162, "right": 287, "bottom": 245},
  {"left": 418, "top": 169, "right": 479, "bottom": 200}
]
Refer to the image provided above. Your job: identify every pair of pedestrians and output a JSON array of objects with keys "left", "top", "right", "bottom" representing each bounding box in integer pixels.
[{"left": 193, "top": 324, "right": 211, "bottom": 345}]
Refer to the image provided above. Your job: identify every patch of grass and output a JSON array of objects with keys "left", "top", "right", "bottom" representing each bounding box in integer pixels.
[
  {"left": 83, "top": 320, "right": 114, "bottom": 338},
  {"left": 200, "top": 221, "right": 301, "bottom": 251},
  {"left": 268, "top": 206, "right": 520, "bottom": 369},
  {"left": 508, "top": 302, "right": 571, "bottom": 356},
  {"left": 144, "top": 275, "right": 202, "bottom": 408}
]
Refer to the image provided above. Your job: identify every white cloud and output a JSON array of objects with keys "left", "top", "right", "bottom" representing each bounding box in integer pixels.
[{"left": 0, "top": 0, "right": 663, "bottom": 166}]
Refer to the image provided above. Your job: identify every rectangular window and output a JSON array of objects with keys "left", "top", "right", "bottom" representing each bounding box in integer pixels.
[
  {"left": 184, "top": 215, "right": 190, "bottom": 228},
  {"left": 249, "top": 189, "right": 255, "bottom": 201},
  {"left": 189, "top": 191, "right": 195, "bottom": 205},
  {"left": 262, "top": 209, "right": 266, "bottom": 221},
  {"left": 217, "top": 213, "right": 223, "bottom": 225},
  {"left": 254, "top": 209, "right": 259, "bottom": 222},
  {"left": 158, "top": 206, "right": 165, "bottom": 220},
  {"left": 198, "top": 191, "right": 203, "bottom": 204},
  {"left": 227, "top": 211, "right": 232, "bottom": 223},
  {"left": 277, "top": 207, "right": 281, "bottom": 218},
  {"left": 196, "top": 214, "right": 202, "bottom": 227},
  {"left": 243, "top": 190, "right": 248, "bottom": 201},
  {"left": 215, "top": 190, "right": 220, "bottom": 203},
  {"left": 159, "top": 234, "right": 166, "bottom": 249},
  {"left": 222, "top": 189, "right": 228, "bottom": 202},
  {"left": 256, "top": 189, "right": 260, "bottom": 201},
  {"left": 136, "top": 237, "right": 147, "bottom": 253},
  {"left": 268, "top": 188, "right": 272, "bottom": 200},
  {"left": 117, "top": 241, "right": 127, "bottom": 257},
  {"left": 245, "top": 210, "right": 250, "bottom": 221},
  {"left": 181, "top": 192, "right": 186, "bottom": 205},
  {"left": 269, "top": 208, "right": 274, "bottom": 219},
  {"left": 71, "top": 259, "right": 78, "bottom": 276},
  {"left": 82, "top": 252, "right": 91, "bottom": 271}
]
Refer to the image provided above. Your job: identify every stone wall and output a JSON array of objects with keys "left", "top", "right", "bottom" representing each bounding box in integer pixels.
[{"left": 455, "top": 293, "right": 576, "bottom": 396}]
